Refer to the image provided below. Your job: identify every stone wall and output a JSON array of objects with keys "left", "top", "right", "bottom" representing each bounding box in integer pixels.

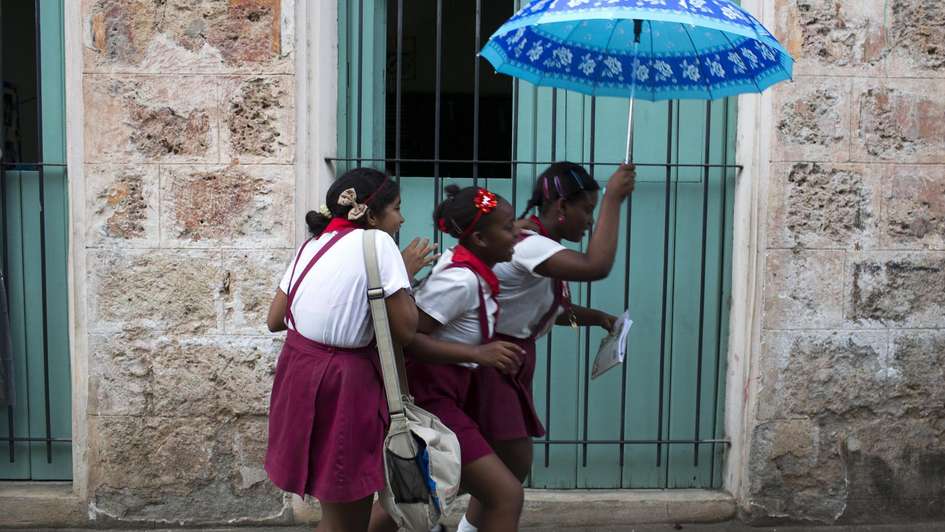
[
  {"left": 746, "top": 0, "right": 945, "bottom": 524},
  {"left": 80, "top": 0, "right": 295, "bottom": 524}
]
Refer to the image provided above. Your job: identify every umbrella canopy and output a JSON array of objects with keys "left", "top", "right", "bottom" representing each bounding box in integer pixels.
[{"left": 480, "top": 0, "right": 793, "bottom": 101}]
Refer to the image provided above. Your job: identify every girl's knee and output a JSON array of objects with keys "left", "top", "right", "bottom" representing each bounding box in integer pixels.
[{"left": 489, "top": 479, "right": 524, "bottom": 513}]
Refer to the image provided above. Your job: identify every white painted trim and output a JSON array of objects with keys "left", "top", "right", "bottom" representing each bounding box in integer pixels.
[
  {"left": 295, "top": 0, "right": 339, "bottom": 244},
  {"left": 722, "top": 0, "right": 774, "bottom": 510},
  {"left": 63, "top": 0, "right": 89, "bottom": 502}
]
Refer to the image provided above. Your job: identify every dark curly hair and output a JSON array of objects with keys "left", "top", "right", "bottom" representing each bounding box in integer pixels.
[{"left": 305, "top": 167, "right": 399, "bottom": 236}]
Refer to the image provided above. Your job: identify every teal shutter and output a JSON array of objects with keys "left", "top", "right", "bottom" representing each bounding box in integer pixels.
[
  {"left": 337, "top": 0, "right": 735, "bottom": 489},
  {"left": 0, "top": 0, "right": 72, "bottom": 480}
]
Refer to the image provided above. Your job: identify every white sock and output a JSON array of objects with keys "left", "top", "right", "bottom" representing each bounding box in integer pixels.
[{"left": 456, "top": 514, "right": 478, "bottom": 532}]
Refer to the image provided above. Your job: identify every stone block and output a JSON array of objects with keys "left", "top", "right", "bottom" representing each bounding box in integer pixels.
[
  {"left": 88, "top": 415, "right": 286, "bottom": 523},
  {"left": 882, "top": 165, "right": 945, "bottom": 250},
  {"left": 767, "top": 162, "right": 880, "bottom": 250},
  {"left": 160, "top": 164, "right": 294, "bottom": 248},
  {"left": 83, "top": 0, "right": 292, "bottom": 74},
  {"left": 772, "top": 77, "right": 852, "bottom": 163},
  {"left": 88, "top": 330, "right": 153, "bottom": 416},
  {"left": 222, "top": 249, "right": 293, "bottom": 335},
  {"left": 884, "top": 330, "right": 945, "bottom": 418},
  {"left": 763, "top": 250, "right": 845, "bottom": 329},
  {"left": 845, "top": 251, "right": 945, "bottom": 327},
  {"left": 85, "top": 164, "right": 160, "bottom": 247},
  {"left": 886, "top": 0, "right": 945, "bottom": 78},
  {"left": 757, "top": 330, "right": 889, "bottom": 421},
  {"left": 773, "top": 0, "right": 887, "bottom": 77},
  {"left": 220, "top": 76, "right": 295, "bottom": 163},
  {"left": 88, "top": 333, "right": 279, "bottom": 418},
  {"left": 837, "top": 415, "right": 945, "bottom": 523},
  {"left": 150, "top": 336, "right": 279, "bottom": 417},
  {"left": 84, "top": 76, "right": 220, "bottom": 164},
  {"left": 851, "top": 78, "right": 945, "bottom": 164},
  {"left": 87, "top": 249, "right": 223, "bottom": 335},
  {"left": 747, "top": 418, "right": 847, "bottom": 524}
]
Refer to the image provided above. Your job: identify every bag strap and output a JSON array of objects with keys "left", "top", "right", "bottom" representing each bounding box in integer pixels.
[
  {"left": 362, "top": 230, "right": 408, "bottom": 418},
  {"left": 285, "top": 229, "right": 352, "bottom": 330},
  {"left": 445, "top": 264, "right": 493, "bottom": 343}
]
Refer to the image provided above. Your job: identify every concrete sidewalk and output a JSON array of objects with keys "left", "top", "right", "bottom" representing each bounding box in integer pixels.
[{"left": 10, "top": 525, "right": 945, "bottom": 532}]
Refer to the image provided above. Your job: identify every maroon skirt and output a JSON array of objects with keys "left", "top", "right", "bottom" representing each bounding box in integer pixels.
[
  {"left": 471, "top": 334, "right": 545, "bottom": 441},
  {"left": 406, "top": 359, "right": 492, "bottom": 466},
  {"left": 265, "top": 331, "right": 388, "bottom": 502}
]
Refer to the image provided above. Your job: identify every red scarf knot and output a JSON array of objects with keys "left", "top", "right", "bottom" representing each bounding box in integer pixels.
[{"left": 451, "top": 245, "right": 500, "bottom": 297}]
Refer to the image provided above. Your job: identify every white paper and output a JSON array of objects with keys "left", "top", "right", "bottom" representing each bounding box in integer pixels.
[{"left": 590, "top": 310, "right": 633, "bottom": 380}]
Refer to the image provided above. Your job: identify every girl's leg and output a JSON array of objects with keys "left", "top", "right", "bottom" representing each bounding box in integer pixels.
[
  {"left": 367, "top": 500, "right": 399, "bottom": 532},
  {"left": 317, "top": 495, "right": 374, "bottom": 532},
  {"left": 464, "top": 438, "right": 533, "bottom": 530},
  {"left": 461, "top": 453, "right": 525, "bottom": 532}
]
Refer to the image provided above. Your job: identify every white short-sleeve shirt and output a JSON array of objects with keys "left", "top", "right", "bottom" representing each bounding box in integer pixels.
[
  {"left": 414, "top": 249, "right": 499, "bottom": 368},
  {"left": 279, "top": 229, "right": 412, "bottom": 348},
  {"left": 494, "top": 231, "right": 568, "bottom": 339}
]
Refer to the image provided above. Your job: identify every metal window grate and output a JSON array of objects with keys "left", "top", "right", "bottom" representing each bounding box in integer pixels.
[
  {"left": 330, "top": 0, "right": 736, "bottom": 489},
  {"left": 1, "top": 0, "right": 72, "bottom": 480}
]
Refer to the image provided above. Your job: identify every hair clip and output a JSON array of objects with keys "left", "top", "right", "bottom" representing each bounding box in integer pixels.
[
  {"left": 568, "top": 169, "right": 585, "bottom": 189},
  {"left": 553, "top": 175, "right": 565, "bottom": 197},
  {"left": 337, "top": 188, "right": 368, "bottom": 220},
  {"left": 474, "top": 188, "right": 498, "bottom": 214}
]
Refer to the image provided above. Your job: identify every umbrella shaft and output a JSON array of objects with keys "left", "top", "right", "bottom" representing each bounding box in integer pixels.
[{"left": 625, "top": 96, "right": 634, "bottom": 164}]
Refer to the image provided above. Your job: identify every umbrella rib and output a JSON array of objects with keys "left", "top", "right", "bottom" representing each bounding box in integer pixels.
[
  {"left": 681, "top": 23, "right": 713, "bottom": 100},
  {"left": 718, "top": 30, "right": 763, "bottom": 95}
]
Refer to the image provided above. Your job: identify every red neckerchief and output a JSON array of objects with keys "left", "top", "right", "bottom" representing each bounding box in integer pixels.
[
  {"left": 451, "top": 245, "right": 500, "bottom": 297},
  {"left": 324, "top": 217, "right": 360, "bottom": 233},
  {"left": 529, "top": 215, "right": 551, "bottom": 240}
]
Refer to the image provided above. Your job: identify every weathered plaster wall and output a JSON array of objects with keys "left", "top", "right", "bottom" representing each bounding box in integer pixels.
[
  {"left": 745, "top": 0, "right": 945, "bottom": 524},
  {"left": 79, "top": 0, "right": 296, "bottom": 524}
]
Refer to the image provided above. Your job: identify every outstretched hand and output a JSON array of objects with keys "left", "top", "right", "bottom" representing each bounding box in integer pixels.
[{"left": 401, "top": 237, "right": 439, "bottom": 278}]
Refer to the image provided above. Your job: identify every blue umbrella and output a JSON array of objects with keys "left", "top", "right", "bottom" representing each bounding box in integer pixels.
[{"left": 480, "top": 0, "right": 793, "bottom": 162}]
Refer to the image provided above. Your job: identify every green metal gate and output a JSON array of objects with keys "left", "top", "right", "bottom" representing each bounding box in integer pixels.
[
  {"left": 0, "top": 0, "right": 72, "bottom": 480},
  {"left": 335, "top": 0, "right": 735, "bottom": 489}
]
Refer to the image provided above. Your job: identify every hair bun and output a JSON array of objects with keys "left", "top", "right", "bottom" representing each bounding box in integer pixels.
[
  {"left": 305, "top": 209, "right": 331, "bottom": 236},
  {"left": 443, "top": 184, "right": 462, "bottom": 198}
]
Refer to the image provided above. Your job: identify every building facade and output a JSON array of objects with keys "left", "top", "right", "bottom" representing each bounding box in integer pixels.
[{"left": 1, "top": 0, "right": 943, "bottom": 527}]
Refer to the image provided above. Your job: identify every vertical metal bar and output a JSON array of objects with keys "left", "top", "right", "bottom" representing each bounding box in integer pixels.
[
  {"left": 511, "top": 78, "right": 519, "bottom": 211},
  {"left": 472, "top": 0, "right": 481, "bottom": 186},
  {"left": 550, "top": 89, "right": 557, "bottom": 161},
  {"left": 710, "top": 97, "right": 731, "bottom": 486},
  {"left": 356, "top": 0, "right": 364, "bottom": 163},
  {"left": 664, "top": 101, "right": 683, "bottom": 488},
  {"left": 543, "top": 86, "right": 559, "bottom": 468},
  {"left": 34, "top": 0, "right": 53, "bottom": 465},
  {"left": 581, "top": 284, "right": 591, "bottom": 468},
  {"left": 5, "top": 406, "right": 12, "bottom": 462},
  {"left": 581, "top": 96, "right": 596, "bottom": 469},
  {"left": 693, "top": 100, "right": 712, "bottom": 467},
  {"left": 655, "top": 101, "right": 673, "bottom": 469},
  {"left": 619, "top": 101, "right": 633, "bottom": 473},
  {"left": 433, "top": 0, "right": 443, "bottom": 246},
  {"left": 1, "top": 167, "right": 10, "bottom": 464},
  {"left": 395, "top": 0, "right": 404, "bottom": 183}
]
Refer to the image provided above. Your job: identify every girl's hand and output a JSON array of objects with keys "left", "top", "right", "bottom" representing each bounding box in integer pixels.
[
  {"left": 401, "top": 238, "right": 439, "bottom": 278},
  {"left": 514, "top": 217, "right": 540, "bottom": 233},
  {"left": 473, "top": 341, "right": 526, "bottom": 375},
  {"left": 596, "top": 311, "right": 618, "bottom": 333},
  {"left": 605, "top": 163, "right": 636, "bottom": 199}
]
